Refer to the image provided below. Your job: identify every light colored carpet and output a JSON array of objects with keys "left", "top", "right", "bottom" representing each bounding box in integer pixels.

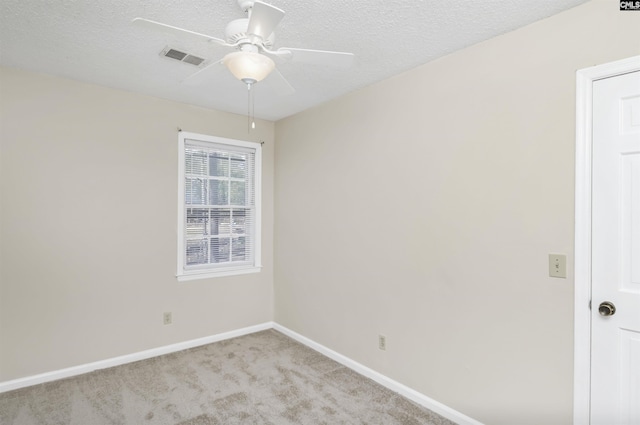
[{"left": 0, "top": 330, "right": 457, "bottom": 425}]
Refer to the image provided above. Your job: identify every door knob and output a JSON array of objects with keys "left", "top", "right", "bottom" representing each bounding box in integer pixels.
[{"left": 598, "top": 301, "right": 616, "bottom": 316}]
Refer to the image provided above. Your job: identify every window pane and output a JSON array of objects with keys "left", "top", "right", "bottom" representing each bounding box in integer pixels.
[
  {"left": 230, "top": 181, "right": 246, "bottom": 205},
  {"left": 211, "top": 209, "right": 231, "bottom": 235},
  {"left": 185, "top": 178, "right": 205, "bottom": 205},
  {"left": 232, "top": 237, "right": 246, "bottom": 261},
  {"left": 186, "top": 208, "right": 208, "bottom": 237},
  {"left": 209, "top": 179, "right": 228, "bottom": 205},
  {"left": 186, "top": 239, "right": 208, "bottom": 265},
  {"left": 231, "top": 210, "right": 246, "bottom": 235},
  {"left": 230, "top": 155, "right": 247, "bottom": 178},
  {"left": 209, "top": 152, "right": 229, "bottom": 177},
  {"left": 186, "top": 149, "right": 207, "bottom": 176},
  {"left": 210, "top": 237, "right": 230, "bottom": 263}
]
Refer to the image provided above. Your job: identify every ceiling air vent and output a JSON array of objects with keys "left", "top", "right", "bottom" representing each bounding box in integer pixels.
[{"left": 160, "top": 47, "right": 205, "bottom": 66}]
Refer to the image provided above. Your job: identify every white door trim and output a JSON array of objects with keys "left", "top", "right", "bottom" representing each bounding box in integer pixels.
[{"left": 574, "top": 55, "right": 640, "bottom": 425}]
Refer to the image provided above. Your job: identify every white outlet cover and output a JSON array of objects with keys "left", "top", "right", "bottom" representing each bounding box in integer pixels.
[{"left": 378, "top": 335, "right": 386, "bottom": 351}]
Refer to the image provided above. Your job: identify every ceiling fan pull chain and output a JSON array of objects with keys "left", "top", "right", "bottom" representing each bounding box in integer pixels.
[
  {"left": 251, "top": 83, "right": 256, "bottom": 130},
  {"left": 246, "top": 81, "right": 256, "bottom": 132},
  {"left": 247, "top": 82, "right": 252, "bottom": 133}
]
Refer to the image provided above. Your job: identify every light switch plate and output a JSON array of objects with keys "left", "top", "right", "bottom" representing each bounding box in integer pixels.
[{"left": 549, "top": 254, "right": 567, "bottom": 278}]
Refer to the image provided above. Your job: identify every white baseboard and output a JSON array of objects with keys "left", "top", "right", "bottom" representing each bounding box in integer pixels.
[
  {"left": 273, "top": 323, "right": 484, "bottom": 425},
  {"left": 0, "top": 322, "right": 272, "bottom": 393},
  {"left": 1, "top": 321, "right": 483, "bottom": 425}
]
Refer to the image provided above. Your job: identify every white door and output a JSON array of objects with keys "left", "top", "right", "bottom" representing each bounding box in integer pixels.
[{"left": 591, "top": 70, "right": 640, "bottom": 424}]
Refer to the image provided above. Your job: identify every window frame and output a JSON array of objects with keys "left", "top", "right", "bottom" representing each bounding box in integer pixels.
[{"left": 177, "top": 131, "right": 262, "bottom": 281}]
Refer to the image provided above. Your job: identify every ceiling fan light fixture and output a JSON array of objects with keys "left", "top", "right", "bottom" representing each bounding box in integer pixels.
[{"left": 223, "top": 51, "right": 275, "bottom": 84}]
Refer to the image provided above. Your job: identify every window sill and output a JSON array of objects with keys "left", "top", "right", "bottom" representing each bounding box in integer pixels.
[{"left": 177, "top": 265, "right": 261, "bottom": 282}]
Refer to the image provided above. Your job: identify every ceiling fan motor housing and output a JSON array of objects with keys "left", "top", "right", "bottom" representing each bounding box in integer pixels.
[{"left": 225, "top": 18, "right": 274, "bottom": 47}]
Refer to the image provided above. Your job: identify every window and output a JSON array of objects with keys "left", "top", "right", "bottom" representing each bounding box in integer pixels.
[{"left": 177, "top": 131, "right": 261, "bottom": 281}]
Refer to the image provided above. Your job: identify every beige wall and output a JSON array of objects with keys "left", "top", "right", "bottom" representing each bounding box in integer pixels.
[
  {"left": 1, "top": 0, "right": 639, "bottom": 423},
  {"left": 274, "top": 1, "right": 640, "bottom": 424},
  {"left": 0, "top": 67, "right": 274, "bottom": 381}
]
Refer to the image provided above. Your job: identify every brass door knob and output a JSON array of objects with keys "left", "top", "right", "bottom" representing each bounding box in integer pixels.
[{"left": 598, "top": 301, "right": 616, "bottom": 317}]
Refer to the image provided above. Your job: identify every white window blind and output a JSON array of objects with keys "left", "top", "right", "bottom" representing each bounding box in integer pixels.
[{"left": 177, "top": 132, "right": 261, "bottom": 280}]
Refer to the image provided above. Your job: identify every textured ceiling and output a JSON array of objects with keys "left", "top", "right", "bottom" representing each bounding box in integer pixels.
[{"left": 0, "top": 0, "right": 590, "bottom": 121}]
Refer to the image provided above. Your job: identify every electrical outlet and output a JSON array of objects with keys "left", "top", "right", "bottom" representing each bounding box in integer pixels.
[
  {"left": 163, "top": 312, "right": 172, "bottom": 325},
  {"left": 378, "top": 335, "right": 386, "bottom": 351}
]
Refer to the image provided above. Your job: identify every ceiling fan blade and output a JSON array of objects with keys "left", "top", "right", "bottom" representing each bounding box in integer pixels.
[
  {"left": 263, "top": 68, "right": 295, "bottom": 96},
  {"left": 247, "top": 1, "right": 285, "bottom": 41},
  {"left": 276, "top": 48, "right": 355, "bottom": 68},
  {"left": 181, "top": 58, "right": 225, "bottom": 85},
  {"left": 132, "top": 18, "right": 229, "bottom": 46}
]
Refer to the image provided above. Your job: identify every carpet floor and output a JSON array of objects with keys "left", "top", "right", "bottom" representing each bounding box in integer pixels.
[{"left": 0, "top": 330, "right": 457, "bottom": 425}]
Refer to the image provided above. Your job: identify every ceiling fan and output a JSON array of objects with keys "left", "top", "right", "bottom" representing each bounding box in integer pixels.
[{"left": 133, "top": 0, "right": 355, "bottom": 94}]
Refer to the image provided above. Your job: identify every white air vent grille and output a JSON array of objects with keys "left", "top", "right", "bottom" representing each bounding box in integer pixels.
[
  {"left": 161, "top": 47, "right": 205, "bottom": 66},
  {"left": 183, "top": 55, "right": 205, "bottom": 66}
]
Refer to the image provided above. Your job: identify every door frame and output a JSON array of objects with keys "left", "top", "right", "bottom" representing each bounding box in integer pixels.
[{"left": 574, "top": 55, "right": 640, "bottom": 425}]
